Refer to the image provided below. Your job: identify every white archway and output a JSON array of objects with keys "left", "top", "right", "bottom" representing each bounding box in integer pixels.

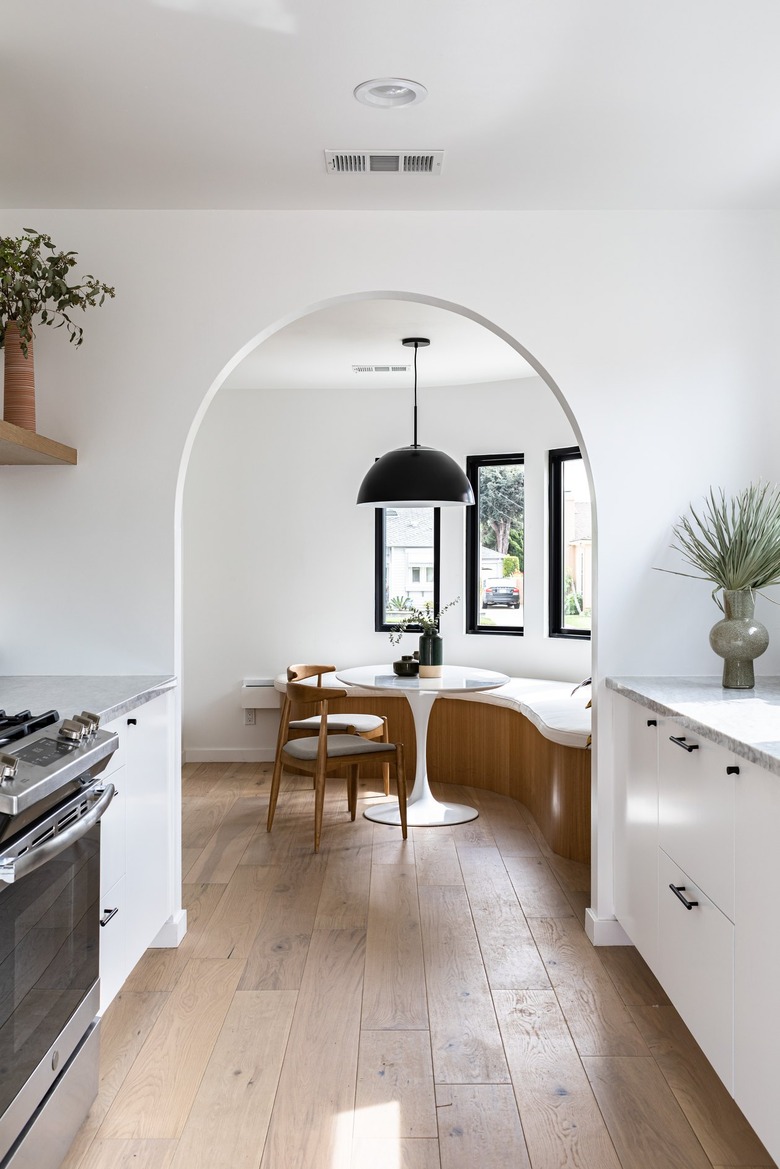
[
  {"left": 173, "top": 287, "right": 599, "bottom": 922},
  {"left": 174, "top": 287, "right": 596, "bottom": 673}
]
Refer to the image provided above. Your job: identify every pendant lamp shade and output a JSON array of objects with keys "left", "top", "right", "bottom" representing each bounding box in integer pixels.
[{"left": 356, "top": 338, "right": 475, "bottom": 508}]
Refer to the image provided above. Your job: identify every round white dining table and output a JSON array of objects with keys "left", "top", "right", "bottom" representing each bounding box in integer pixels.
[{"left": 334, "top": 664, "right": 510, "bottom": 826}]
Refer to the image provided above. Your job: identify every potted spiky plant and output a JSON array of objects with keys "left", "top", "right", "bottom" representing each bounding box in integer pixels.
[
  {"left": 0, "top": 229, "right": 115, "bottom": 431},
  {"left": 662, "top": 482, "right": 780, "bottom": 688}
]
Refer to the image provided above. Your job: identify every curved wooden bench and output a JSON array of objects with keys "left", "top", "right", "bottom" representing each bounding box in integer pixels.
[{"left": 273, "top": 673, "right": 591, "bottom": 863}]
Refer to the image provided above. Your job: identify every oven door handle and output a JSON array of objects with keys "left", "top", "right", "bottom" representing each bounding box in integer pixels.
[{"left": 0, "top": 783, "right": 115, "bottom": 884}]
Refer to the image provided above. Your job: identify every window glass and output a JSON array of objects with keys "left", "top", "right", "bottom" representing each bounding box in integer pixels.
[
  {"left": 550, "top": 447, "right": 592, "bottom": 638},
  {"left": 465, "top": 455, "right": 524, "bottom": 635},
  {"left": 375, "top": 508, "right": 440, "bottom": 633}
]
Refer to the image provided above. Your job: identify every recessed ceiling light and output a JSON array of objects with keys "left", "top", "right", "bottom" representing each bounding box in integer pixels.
[{"left": 353, "top": 78, "right": 427, "bottom": 108}]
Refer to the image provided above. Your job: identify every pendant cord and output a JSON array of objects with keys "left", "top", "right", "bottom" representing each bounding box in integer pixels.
[{"left": 413, "top": 342, "right": 419, "bottom": 447}]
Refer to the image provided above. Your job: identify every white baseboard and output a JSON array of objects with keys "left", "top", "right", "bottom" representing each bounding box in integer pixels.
[
  {"left": 183, "top": 748, "right": 275, "bottom": 763},
  {"left": 151, "top": 909, "right": 188, "bottom": 948},
  {"left": 584, "top": 908, "right": 631, "bottom": 946}
]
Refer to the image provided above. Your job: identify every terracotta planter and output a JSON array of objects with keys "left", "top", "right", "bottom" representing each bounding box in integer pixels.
[{"left": 3, "top": 322, "right": 36, "bottom": 431}]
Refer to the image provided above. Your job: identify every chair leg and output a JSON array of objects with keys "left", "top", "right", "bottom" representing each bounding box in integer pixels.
[
  {"left": 267, "top": 751, "right": 284, "bottom": 833},
  {"left": 314, "top": 763, "right": 327, "bottom": 852},
  {"left": 395, "top": 743, "right": 408, "bottom": 840},
  {"left": 268, "top": 696, "right": 290, "bottom": 832},
  {"left": 347, "top": 765, "right": 358, "bottom": 820},
  {"left": 381, "top": 717, "right": 390, "bottom": 796}
]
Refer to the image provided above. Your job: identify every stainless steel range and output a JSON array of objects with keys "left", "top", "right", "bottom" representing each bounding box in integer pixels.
[{"left": 0, "top": 708, "right": 118, "bottom": 1169}]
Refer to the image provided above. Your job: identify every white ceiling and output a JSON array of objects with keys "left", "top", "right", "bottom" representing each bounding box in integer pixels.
[
  {"left": 223, "top": 299, "right": 534, "bottom": 390},
  {"left": 6, "top": 1, "right": 779, "bottom": 391},
  {"left": 3, "top": 0, "right": 780, "bottom": 212}
]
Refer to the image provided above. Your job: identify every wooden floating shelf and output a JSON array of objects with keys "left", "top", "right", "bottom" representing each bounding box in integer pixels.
[{"left": 0, "top": 420, "right": 77, "bottom": 465}]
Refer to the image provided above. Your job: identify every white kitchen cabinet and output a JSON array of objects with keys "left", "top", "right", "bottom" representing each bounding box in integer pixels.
[
  {"left": 734, "top": 760, "right": 780, "bottom": 1158},
  {"left": 658, "top": 727, "right": 735, "bottom": 922},
  {"left": 658, "top": 848, "right": 734, "bottom": 1089},
  {"left": 613, "top": 695, "right": 660, "bottom": 966},
  {"left": 122, "top": 691, "right": 174, "bottom": 973},
  {"left": 98, "top": 875, "right": 126, "bottom": 1011},
  {"left": 610, "top": 678, "right": 780, "bottom": 1164},
  {"left": 98, "top": 689, "right": 174, "bottom": 1010},
  {"left": 613, "top": 694, "right": 736, "bottom": 1089}
]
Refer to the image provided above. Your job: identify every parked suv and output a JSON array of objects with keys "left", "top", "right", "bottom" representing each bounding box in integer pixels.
[{"left": 483, "top": 583, "right": 520, "bottom": 608}]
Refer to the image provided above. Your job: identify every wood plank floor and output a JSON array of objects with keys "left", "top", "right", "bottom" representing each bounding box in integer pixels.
[{"left": 63, "top": 763, "right": 776, "bottom": 1169}]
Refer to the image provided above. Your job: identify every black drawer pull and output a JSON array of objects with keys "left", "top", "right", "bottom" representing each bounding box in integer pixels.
[
  {"left": 669, "top": 884, "right": 699, "bottom": 910},
  {"left": 669, "top": 735, "right": 698, "bottom": 753},
  {"left": 100, "top": 907, "right": 119, "bottom": 927},
  {"left": 726, "top": 765, "right": 740, "bottom": 775},
  {"left": 646, "top": 719, "right": 657, "bottom": 727},
  {"left": 127, "top": 717, "right": 137, "bottom": 726}
]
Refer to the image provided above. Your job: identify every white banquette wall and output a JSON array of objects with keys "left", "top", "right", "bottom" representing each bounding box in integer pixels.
[
  {"left": 181, "top": 373, "right": 587, "bottom": 760},
  {"left": 0, "top": 208, "right": 778, "bottom": 930}
]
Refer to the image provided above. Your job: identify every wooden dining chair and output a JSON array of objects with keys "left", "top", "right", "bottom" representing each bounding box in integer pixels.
[
  {"left": 267, "top": 679, "right": 408, "bottom": 852},
  {"left": 272, "top": 664, "right": 391, "bottom": 797}
]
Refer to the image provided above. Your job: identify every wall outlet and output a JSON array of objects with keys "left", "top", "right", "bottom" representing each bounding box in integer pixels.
[{"left": 244, "top": 708, "right": 256, "bottom": 725}]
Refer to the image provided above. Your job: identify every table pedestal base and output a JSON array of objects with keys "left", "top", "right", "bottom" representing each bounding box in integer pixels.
[{"left": 364, "top": 793, "right": 479, "bottom": 828}]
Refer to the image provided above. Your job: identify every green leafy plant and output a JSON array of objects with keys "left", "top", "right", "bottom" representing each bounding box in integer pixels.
[
  {"left": 661, "top": 482, "right": 780, "bottom": 609},
  {"left": 0, "top": 228, "right": 115, "bottom": 356},
  {"left": 388, "top": 596, "right": 460, "bottom": 646},
  {"left": 502, "top": 555, "right": 520, "bottom": 578},
  {"left": 388, "top": 595, "right": 412, "bottom": 611}
]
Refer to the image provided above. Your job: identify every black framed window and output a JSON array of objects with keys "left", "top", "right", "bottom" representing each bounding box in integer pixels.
[
  {"left": 375, "top": 508, "right": 441, "bottom": 633},
  {"left": 549, "top": 446, "right": 592, "bottom": 639},
  {"left": 465, "top": 454, "right": 524, "bottom": 635}
]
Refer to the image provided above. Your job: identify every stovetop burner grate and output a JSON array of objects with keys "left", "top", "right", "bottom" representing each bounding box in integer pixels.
[{"left": 0, "top": 709, "right": 60, "bottom": 748}]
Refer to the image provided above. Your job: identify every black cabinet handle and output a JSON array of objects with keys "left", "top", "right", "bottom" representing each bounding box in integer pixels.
[
  {"left": 669, "top": 735, "right": 698, "bottom": 753},
  {"left": 100, "top": 907, "right": 119, "bottom": 927},
  {"left": 646, "top": 719, "right": 657, "bottom": 727},
  {"left": 669, "top": 883, "right": 699, "bottom": 910},
  {"left": 726, "top": 765, "right": 740, "bottom": 775},
  {"left": 127, "top": 718, "right": 137, "bottom": 726}
]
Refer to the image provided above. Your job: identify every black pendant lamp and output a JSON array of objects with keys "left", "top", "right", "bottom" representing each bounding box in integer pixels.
[{"left": 357, "top": 338, "right": 475, "bottom": 507}]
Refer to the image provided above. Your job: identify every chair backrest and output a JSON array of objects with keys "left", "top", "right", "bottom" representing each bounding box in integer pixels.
[
  {"left": 285, "top": 679, "right": 348, "bottom": 706},
  {"left": 287, "top": 664, "right": 336, "bottom": 684}
]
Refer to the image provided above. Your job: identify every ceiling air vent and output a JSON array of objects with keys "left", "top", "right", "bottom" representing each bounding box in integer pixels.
[
  {"left": 352, "top": 364, "right": 410, "bottom": 374},
  {"left": 325, "top": 151, "right": 444, "bottom": 175}
]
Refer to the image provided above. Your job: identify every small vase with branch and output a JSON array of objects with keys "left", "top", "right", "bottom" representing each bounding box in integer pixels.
[
  {"left": 657, "top": 482, "right": 780, "bottom": 688},
  {"left": 0, "top": 228, "right": 115, "bottom": 431},
  {"left": 389, "top": 596, "right": 460, "bottom": 678}
]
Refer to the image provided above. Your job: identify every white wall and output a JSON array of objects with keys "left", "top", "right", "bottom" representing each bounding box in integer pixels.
[
  {"left": 0, "top": 208, "right": 776, "bottom": 930},
  {"left": 182, "top": 373, "right": 587, "bottom": 758}
]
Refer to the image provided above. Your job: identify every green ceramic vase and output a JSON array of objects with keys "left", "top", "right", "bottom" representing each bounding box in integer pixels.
[
  {"left": 418, "top": 632, "right": 443, "bottom": 678},
  {"left": 709, "top": 588, "right": 769, "bottom": 689}
]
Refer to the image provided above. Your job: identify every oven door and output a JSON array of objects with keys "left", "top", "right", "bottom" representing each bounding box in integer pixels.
[{"left": 0, "top": 782, "right": 114, "bottom": 1165}]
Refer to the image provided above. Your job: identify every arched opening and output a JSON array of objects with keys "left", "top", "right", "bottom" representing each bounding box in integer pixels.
[
  {"left": 174, "top": 287, "right": 596, "bottom": 867},
  {"left": 175, "top": 289, "right": 595, "bottom": 684}
]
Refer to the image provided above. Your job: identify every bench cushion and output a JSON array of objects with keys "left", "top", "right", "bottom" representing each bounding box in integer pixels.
[{"left": 275, "top": 672, "right": 591, "bottom": 750}]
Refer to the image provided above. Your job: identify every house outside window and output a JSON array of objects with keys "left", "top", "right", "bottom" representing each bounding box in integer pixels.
[
  {"left": 375, "top": 508, "right": 441, "bottom": 632},
  {"left": 549, "top": 446, "right": 592, "bottom": 638},
  {"left": 465, "top": 454, "right": 525, "bottom": 635}
]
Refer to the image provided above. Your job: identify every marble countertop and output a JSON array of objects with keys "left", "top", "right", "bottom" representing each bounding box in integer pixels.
[
  {"left": 606, "top": 675, "right": 780, "bottom": 776},
  {"left": 0, "top": 675, "right": 176, "bottom": 724}
]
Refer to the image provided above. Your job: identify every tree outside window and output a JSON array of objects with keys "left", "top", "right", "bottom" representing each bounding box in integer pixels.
[{"left": 465, "top": 454, "right": 525, "bottom": 634}]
